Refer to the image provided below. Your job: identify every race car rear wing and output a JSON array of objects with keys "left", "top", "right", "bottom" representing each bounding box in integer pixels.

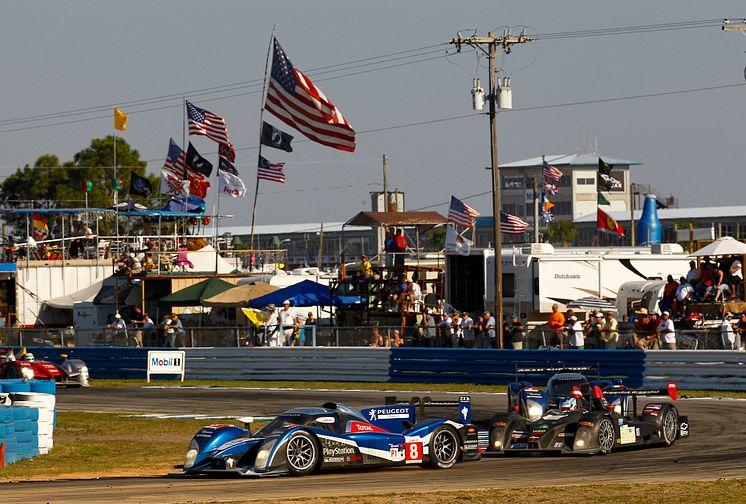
[
  {"left": 601, "top": 382, "right": 677, "bottom": 401},
  {"left": 384, "top": 395, "right": 472, "bottom": 424}
]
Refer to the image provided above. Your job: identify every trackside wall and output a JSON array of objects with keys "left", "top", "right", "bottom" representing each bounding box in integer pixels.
[{"left": 21, "top": 347, "right": 746, "bottom": 390}]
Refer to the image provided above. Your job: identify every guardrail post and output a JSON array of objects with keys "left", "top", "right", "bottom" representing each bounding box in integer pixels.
[{"left": 312, "top": 325, "right": 317, "bottom": 347}]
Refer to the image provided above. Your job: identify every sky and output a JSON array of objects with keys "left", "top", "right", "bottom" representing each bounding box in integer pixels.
[{"left": 2, "top": 1, "right": 745, "bottom": 228}]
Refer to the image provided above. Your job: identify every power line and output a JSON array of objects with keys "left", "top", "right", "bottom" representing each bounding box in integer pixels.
[
  {"left": 0, "top": 44, "right": 449, "bottom": 128},
  {"left": 0, "top": 18, "right": 725, "bottom": 129}
]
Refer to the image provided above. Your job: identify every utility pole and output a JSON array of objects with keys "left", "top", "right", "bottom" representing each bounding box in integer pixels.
[
  {"left": 383, "top": 154, "right": 389, "bottom": 211},
  {"left": 533, "top": 176, "right": 540, "bottom": 243},
  {"left": 451, "top": 29, "right": 534, "bottom": 349}
]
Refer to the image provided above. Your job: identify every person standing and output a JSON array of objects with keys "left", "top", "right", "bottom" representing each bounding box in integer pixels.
[
  {"left": 157, "top": 314, "right": 171, "bottom": 347},
  {"left": 721, "top": 312, "right": 738, "bottom": 350},
  {"left": 393, "top": 228, "right": 407, "bottom": 270},
  {"left": 461, "top": 312, "right": 475, "bottom": 348},
  {"left": 483, "top": 311, "right": 496, "bottom": 348},
  {"left": 170, "top": 314, "right": 184, "bottom": 347},
  {"left": 107, "top": 313, "right": 127, "bottom": 345},
  {"left": 264, "top": 304, "right": 280, "bottom": 347},
  {"left": 509, "top": 314, "right": 525, "bottom": 350},
  {"left": 140, "top": 313, "right": 154, "bottom": 347},
  {"left": 546, "top": 304, "right": 566, "bottom": 349},
  {"left": 600, "top": 311, "right": 619, "bottom": 349},
  {"left": 384, "top": 229, "right": 396, "bottom": 268},
  {"left": 129, "top": 308, "right": 144, "bottom": 348},
  {"left": 568, "top": 316, "right": 585, "bottom": 349},
  {"left": 657, "top": 311, "right": 676, "bottom": 350},
  {"left": 423, "top": 311, "right": 437, "bottom": 347},
  {"left": 279, "top": 300, "right": 296, "bottom": 346}
]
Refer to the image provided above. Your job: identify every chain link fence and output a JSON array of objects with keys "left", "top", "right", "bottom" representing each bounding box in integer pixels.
[{"left": 0, "top": 325, "right": 739, "bottom": 350}]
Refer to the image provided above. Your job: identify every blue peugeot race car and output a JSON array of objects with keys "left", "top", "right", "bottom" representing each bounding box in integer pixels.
[{"left": 181, "top": 396, "right": 480, "bottom": 477}]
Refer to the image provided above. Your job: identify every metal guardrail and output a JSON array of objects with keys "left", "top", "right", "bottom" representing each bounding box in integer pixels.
[
  {"left": 643, "top": 350, "right": 746, "bottom": 390},
  {"left": 20, "top": 346, "right": 746, "bottom": 390}
]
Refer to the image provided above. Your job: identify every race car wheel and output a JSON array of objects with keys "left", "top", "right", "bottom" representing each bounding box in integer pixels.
[
  {"left": 427, "top": 426, "right": 460, "bottom": 469},
  {"left": 660, "top": 406, "right": 679, "bottom": 446},
  {"left": 597, "top": 417, "right": 615, "bottom": 455},
  {"left": 285, "top": 431, "right": 319, "bottom": 476},
  {"left": 6, "top": 365, "right": 19, "bottom": 379}
]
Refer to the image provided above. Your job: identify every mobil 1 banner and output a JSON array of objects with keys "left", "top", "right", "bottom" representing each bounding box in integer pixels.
[{"left": 598, "top": 170, "right": 625, "bottom": 192}]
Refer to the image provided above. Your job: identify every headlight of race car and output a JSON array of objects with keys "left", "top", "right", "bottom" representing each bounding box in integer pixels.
[
  {"left": 254, "top": 439, "right": 277, "bottom": 470},
  {"left": 184, "top": 439, "right": 199, "bottom": 468},
  {"left": 20, "top": 367, "right": 35, "bottom": 381},
  {"left": 527, "top": 402, "right": 543, "bottom": 421},
  {"left": 78, "top": 365, "right": 90, "bottom": 386}
]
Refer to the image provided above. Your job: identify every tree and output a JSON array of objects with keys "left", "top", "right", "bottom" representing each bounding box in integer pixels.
[
  {"left": 546, "top": 221, "right": 578, "bottom": 247},
  {"left": 0, "top": 136, "right": 158, "bottom": 236}
]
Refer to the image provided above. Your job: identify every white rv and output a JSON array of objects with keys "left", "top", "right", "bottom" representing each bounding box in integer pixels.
[{"left": 445, "top": 243, "right": 691, "bottom": 322}]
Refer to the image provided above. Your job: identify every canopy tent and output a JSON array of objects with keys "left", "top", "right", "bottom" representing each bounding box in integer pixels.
[
  {"left": 202, "top": 281, "right": 279, "bottom": 308},
  {"left": 93, "top": 280, "right": 141, "bottom": 306},
  {"left": 43, "top": 280, "right": 105, "bottom": 309},
  {"left": 344, "top": 211, "right": 448, "bottom": 233},
  {"left": 158, "top": 277, "right": 236, "bottom": 306},
  {"left": 689, "top": 236, "right": 746, "bottom": 257},
  {"left": 247, "top": 279, "right": 364, "bottom": 308},
  {"left": 566, "top": 296, "right": 616, "bottom": 312}
]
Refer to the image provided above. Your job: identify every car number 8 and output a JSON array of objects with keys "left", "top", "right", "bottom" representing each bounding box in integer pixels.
[{"left": 405, "top": 442, "right": 422, "bottom": 462}]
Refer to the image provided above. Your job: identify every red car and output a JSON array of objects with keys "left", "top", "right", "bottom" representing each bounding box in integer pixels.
[{"left": 0, "top": 347, "right": 90, "bottom": 387}]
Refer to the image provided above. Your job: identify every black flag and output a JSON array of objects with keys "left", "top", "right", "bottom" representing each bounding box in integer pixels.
[
  {"left": 261, "top": 121, "right": 294, "bottom": 152},
  {"left": 185, "top": 142, "right": 213, "bottom": 177},
  {"left": 218, "top": 155, "right": 239, "bottom": 176},
  {"left": 598, "top": 157, "right": 612, "bottom": 176},
  {"left": 129, "top": 172, "right": 152, "bottom": 198}
]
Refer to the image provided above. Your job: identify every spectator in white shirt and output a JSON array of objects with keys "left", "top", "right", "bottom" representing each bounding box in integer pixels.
[
  {"left": 568, "top": 316, "right": 584, "bottom": 349},
  {"left": 657, "top": 311, "right": 676, "bottom": 350},
  {"left": 721, "top": 312, "right": 738, "bottom": 350}
]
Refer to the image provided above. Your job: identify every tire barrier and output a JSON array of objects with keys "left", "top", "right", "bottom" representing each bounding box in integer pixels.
[
  {"left": 14, "top": 346, "right": 746, "bottom": 390},
  {"left": 0, "top": 379, "right": 56, "bottom": 465}
]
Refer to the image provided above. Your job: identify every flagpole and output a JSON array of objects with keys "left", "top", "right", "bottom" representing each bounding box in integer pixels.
[
  {"left": 249, "top": 27, "right": 276, "bottom": 262},
  {"left": 113, "top": 113, "right": 119, "bottom": 242}
]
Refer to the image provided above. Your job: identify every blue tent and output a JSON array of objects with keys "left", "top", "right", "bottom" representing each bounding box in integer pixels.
[{"left": 247, "top": 279, "right": 364, "bottom": 308}]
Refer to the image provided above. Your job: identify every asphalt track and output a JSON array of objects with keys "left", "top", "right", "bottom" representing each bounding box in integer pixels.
[{"left": 4, "top": 386, "right": 746, "bottom": 503}]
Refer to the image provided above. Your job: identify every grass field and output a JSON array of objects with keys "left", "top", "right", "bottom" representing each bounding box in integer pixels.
[
  {"left": 0, "top": 412, "right": 226, "bottom": 481},
  {"left": 263, "top": 480, "right": 746, "bottom": 504}
]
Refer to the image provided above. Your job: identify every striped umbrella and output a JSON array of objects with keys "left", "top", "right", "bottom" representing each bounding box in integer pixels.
[{"left": 566, "top": 296, "right": 616, "bottom": 311}]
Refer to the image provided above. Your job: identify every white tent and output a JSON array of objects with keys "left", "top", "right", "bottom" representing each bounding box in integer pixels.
[
  {"left": 43, "top": 280, "right": 104, "bottom": 309},
  {"left": 689, "top": 236, "right": 746, "bottom": 257}
]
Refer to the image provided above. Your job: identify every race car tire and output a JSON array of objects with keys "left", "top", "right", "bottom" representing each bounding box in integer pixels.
[
  {"left": 597, "top": 417, "right": 615, "bottom": 455},
  {"left": 660, "top": 405, "right": 679, "bottom": 446},
  {"left": 427, "top": 425, "right": 460, "bottom": 469},
  {"left": 285, "top": 431, "right": 320, "bottom": 477},
  {"left": 6, "top": 365, "right": 20, "bottom": 379}
]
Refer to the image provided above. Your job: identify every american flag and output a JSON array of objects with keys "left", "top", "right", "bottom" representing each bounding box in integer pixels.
[
  {"left": 448, "top": 196, "right": 480, "bottom": 227},
  {"left": 265, "top": 37, "right": 356, "bottom": 152},
  {"left": 186, "top": 101, "right": 233, "bottom": 147},
  {"left": 543, "top": 159, "right": 562, "bottom": 184},
  {"left": 257, "top": 156, "right": 286, "bottom": 183},
  {"left": 500, "top": 211, "right": 529, "bottom": 234},
  {"left": 163, "top": 138, "right": 187, "bottom": 178}
]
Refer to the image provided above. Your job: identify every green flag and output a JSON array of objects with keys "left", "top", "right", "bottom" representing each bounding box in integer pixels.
[{"left": 598, "top": 192, "right": 610, "bottom": 206}]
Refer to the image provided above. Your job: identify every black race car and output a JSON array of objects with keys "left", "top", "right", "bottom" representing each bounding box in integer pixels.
[{"left": 484, "top": 380, "right": 688, "bottom": 455}]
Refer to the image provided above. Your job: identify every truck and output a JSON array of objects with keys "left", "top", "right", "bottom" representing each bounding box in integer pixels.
[{"left": 445, "top": 243, "right": 691, "bottom": 322}]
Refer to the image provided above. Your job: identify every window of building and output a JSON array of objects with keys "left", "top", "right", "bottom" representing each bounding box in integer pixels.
[
  {"left": 558, "top": 174, "right": 571, "bottom": 187},
  {"left": 576, "top": 177, "right": 595, "bottom": 185},
  {"left": 553, "top": 201, "right": 573, "bottom": 215},
  {"left": 502, "top": 176, "right": 524, "bottom": 190},
  {"left": 504, "top": 203, "right": 519, "bottom": 216}
]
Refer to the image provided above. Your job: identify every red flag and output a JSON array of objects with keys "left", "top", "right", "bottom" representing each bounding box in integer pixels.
[
  {"left": 265, "top": 38, "right": 356, "bottom": 152},
  {"left": 188, "top": 175, "right": 210, "bottom": 199},
  {"left": 597, "top": 207, "right": 625, "bottom": 237}
]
